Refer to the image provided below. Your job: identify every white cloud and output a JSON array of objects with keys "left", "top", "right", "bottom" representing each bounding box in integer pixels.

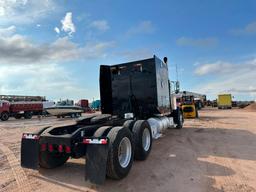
[
  {"left": 0, "top": 32, "right": 114, "bottom": 65},
  {"left": 0, "top": 0, "right": 56, "bottom": 24},
  {"left": 127, "top": 21, "right": 155, "bottom": 36},
  {"left": 194, "top": 61, "right": 233, "bottom": 75},
  {"left": 176, "top": 37, "right": 218, "bottom": 47},
  {"left": 117, "top": 48, "right": 153, "bottom": 60},
  {"left": 231, "top": 21, "right": 256, "bottom": 35},
  {"left": 0, "top": 64, "right": 89, "bottom": 101},
  {"left": 54, "top": 27, "right": 60, "bottom": 34},
  {"left": 192, "top": 58, "right": 256, "bottom": 100},
  {"left": 0, "top": 6, "right": 5, "bottom": 16},
  {"left": 79, "top": 41, "right": 115, "bottom": 59},
  {"left": 90, "top": 20, "right": 110, "bottom": 31},
  {"left": 36, "top": 24, "right": 41, "bottom": 27},
  {"left": 0, "top": 25, "right": 16, "bottom": 36},
  {"left": 61, "top": 12, "right": 76, "bottom": 36}
]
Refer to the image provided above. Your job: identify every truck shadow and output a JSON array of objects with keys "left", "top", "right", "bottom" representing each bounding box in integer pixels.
[{"left": 35, "top": 127, "right": 256, "bottom": 192}]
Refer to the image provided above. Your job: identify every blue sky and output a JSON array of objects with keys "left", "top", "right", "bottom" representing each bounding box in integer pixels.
[{"left": 0, "top": 0, "right": 256, "bottom": 101}]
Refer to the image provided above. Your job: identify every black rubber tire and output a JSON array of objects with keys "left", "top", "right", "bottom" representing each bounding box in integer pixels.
[
  {"left": 93, "top": 126, "right": 112, "bottom": 137},
  {"left": 14, "top": 114, "right": 22, "bottom": 119},
  {"left": 39, "top": 151, "right": 69, "bottom": 169},
  {"left": 24, "top": 112, "right": 32, "bottom": 119},
  {"left": 123, "top": 120, "right": 135, "bottom": 131},
  {"left": 174, "top": 109, "right": 183, "bottom": 129},
  {"left": 75, "top": 113, "right": 81, "bottom": 118},
  {"left": 57, "top": 115, "right": 60, "bottom": 118},
  {"left": 132, "top": 120, "right": 152, "bottom": 160},
  {"left": 70, "top": 113, "right": 75, "bottom": 118},
  {"left": 106, "top": 127, "right": 134, "bottom": 180},
  {"left": 1, "top": 112, "right": 9, "bottom": 121}
]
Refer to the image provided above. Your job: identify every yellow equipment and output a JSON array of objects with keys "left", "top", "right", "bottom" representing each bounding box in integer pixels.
[
  {"left": 217, "top": 94, "right": 232, "bottom": 109},
  {"left": 182, "top": 104, "right": 198, "bottom": 118},
  {"left": 180, "top": 95, "right": 199, "bottom": 119}
]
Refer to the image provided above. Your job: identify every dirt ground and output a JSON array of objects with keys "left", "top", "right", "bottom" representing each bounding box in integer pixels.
[{"left": 0, "top": 108, "right": 256, "bottom": 192}]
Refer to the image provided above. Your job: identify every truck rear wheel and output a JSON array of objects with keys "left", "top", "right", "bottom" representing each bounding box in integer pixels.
[
  {"left": 1, "top": 112, "right": 9, "bottom": 121},
  {"left": 39, "top": 151, "right": 69, "bottom": 169},
  {"left": 173, "top": 109, "right": 183, "bottom": 129},
  {"left": 70, "top": 113, "right": 75, "bottom": 118},
  {"left": 123, "top": 120, "right": 135, "bottom": 131},
  {"left": 132, "top": 120, "right": 152, "bottom": 160},
  {"left": 24, "top": 112, "right": 32, "bottom": 119},
  {"left": 93, "top": 126, "right": 112, "bottom": 137},
  {"left": 106, "top": 127, "right": 134, "bottom": 180},
  {"left": 196, "top": 109, "right": 199, "bottom": 118}
]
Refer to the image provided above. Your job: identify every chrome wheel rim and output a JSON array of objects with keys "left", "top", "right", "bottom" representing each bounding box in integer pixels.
[
  {"left": 142, "top": 128, "right": 151, "bottom": 151},
  {"left": 118, "top": 137, "right": 132, "bottom": 168}
]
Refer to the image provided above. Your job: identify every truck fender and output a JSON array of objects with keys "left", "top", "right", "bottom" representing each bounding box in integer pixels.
[
  {"left": 20, "top": 126, "right": 51, "bottom": 169},
  {"left": 84, "top": 137, "right": 109, "bottom": 185}
]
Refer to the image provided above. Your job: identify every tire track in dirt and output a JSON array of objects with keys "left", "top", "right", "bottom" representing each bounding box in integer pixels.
[
  {"left": 210, "top": 120, "right": 234, "bottom": 191},
  {"left": 0, "top": 143, "right": 34, "bottom": 192},
  {"left": 206, "top": 118, "right": 253, "bottom": 192},
  {"left": 221, "top": 131, "right": 255, "bottom": 192}
]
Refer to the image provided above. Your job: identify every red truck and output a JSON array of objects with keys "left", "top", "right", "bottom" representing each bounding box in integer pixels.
[
  {"left": 76, "top": 99, "right": 93, "bottom": 113},
  {"left": 0, "top": 100, "right": 43, "bottom": 121}
]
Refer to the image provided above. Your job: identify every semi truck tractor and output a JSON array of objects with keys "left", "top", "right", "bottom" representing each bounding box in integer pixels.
[
  {"left": 21, "top": 56, "right": 184, "bottom": 184},
  {"left": 0, "top": 100, "right": 43, "bottom": 121}
]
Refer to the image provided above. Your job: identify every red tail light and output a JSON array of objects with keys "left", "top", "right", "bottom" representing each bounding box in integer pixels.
[
  {"left": 83, "top": 139, "right": 90, "bottom": 144},
  {"left": 58, "top": 145, "right": 63, "bottom": 152},
  {"left": 41, "top": 144, "right": 47, "bottom": 151},
  {"left": 48, "top": 144, "right": 54, "bottom": 152},
  {"left": 65, "top": 146, "right": 71, "bottom": 153}
]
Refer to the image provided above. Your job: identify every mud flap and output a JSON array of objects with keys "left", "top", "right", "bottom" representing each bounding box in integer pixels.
[
  {"left": 85, "top": 144, "right": 109, "bottom": 185},
  {"left": 21, "top": 136, "right": 39, "bottom": 169}
]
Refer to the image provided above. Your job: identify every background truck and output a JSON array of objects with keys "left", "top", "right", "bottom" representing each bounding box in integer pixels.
[
  {"left": 21, "top": 55, "right": 184, "bottom": 184},
  {"left": 0, "top": 100, "right": 43, "bottom": 121},
  {"left": 76, "top": 99, "right": 92, "bottom": 112},
  {"left": 218, "top": 94, "right": 232, "bottom": 109}
]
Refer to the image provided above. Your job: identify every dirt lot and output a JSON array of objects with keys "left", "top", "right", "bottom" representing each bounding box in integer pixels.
[{"left": 0, "top": 108, "right": 256, "bottom": 192}]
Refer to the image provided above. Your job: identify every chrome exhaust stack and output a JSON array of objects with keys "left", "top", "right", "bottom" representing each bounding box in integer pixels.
[{"left": 147, "top": 116, "right": 175, "bottom": 139}]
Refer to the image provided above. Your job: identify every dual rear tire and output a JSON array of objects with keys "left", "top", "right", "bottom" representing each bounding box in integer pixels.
[
  {"left": 132, "top": 120, "right": 152, "bottom": 160},
  {"left": 96, "top": 120, "right": 152, "bottom": 180},
  {"left": 105, "top": 127, "right": 134, "bottom": 179},
  {"left": 123, "top": 120, "right": 152, "bottom": 160}
]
